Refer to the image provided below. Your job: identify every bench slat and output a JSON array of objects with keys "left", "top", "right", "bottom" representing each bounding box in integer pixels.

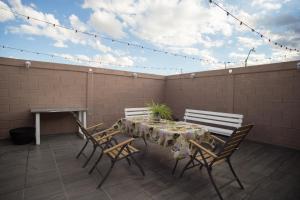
[
  {"left": 184, "top": 116, "right": 241, "bottom": 128},
  {"left": 125, "top": 107, "right": 149, "bottom": 111},
  {"left": 125, "top": 107, "right": 150, "bottom": 118},
  {"left": 185, "top": 113, "right": 242, "bottom": 124},
  {"left": 126, "top": 111, "right": 150, "bottom": 115},
  {"left": 186, "top": 109, "right": 243, "bottom": 119}
]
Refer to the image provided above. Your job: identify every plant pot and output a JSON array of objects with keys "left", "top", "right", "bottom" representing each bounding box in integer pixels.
[
  {"left": 152, "top": 113, "right": 161, "bottom": 123},
  {"left": 9, "top": 127, "right": 35, "bottom": 145}
]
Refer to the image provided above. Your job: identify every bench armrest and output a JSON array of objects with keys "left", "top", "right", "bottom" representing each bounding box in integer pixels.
[
  {"left": 104, "top": 138, "right": 135, "bottom": 154},
  {"left": 189, "top": 139, "right": 217, "bottom": 158}
]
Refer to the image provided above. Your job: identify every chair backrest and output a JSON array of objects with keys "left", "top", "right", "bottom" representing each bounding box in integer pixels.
[
  {"left": 214, "top": 124, "right": 254, "bottom": 162},
  {"left": 124, "top": 107, "right": 151, "bottom": 118},
  {"left": 74, "top": 118, "right": 90, "bottom": 137},
  {"left": 184, "top": 109, "right": 243, "bottom": 136}
]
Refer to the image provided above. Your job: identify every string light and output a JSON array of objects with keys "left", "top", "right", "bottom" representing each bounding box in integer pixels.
[
  {"left": 209, "top": 0, "right": 300, "bottom": 53},
  {"left": 0, "top": 6, "right": 234, "bottom": 65},
  {"left": 0, "top": 44, "right": 181, "bottom": 71},
  {"left": 0, "top": 5, "right": 297, "bottom": 67}
]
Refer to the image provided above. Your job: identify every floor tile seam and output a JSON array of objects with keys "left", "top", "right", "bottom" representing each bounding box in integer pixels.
[
  {"left": 50, "top": 146, "right": 70, "bottom": 200},
  {"left": 68, "top": 137, "right": 113, "bottom": 200},
  {"left": 21, "top": 145, "right": 30, "bottom": 200}
]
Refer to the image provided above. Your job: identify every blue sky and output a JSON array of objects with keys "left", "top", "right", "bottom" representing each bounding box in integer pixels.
[{"left": 0, "top": 0, "right": 300, "bottom": 75}]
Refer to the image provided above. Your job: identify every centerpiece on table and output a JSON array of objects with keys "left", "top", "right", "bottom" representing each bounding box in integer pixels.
[{"left": 147, "top": 101, "right": 172, "bottom": 123}]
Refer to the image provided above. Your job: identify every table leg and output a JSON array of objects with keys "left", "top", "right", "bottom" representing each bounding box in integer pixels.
[
  {"left": 78, "top": 111, "right": 83, "bottom": 134},
  {"left": 78, "top": 111, "right": 86, "bottom": 139},
  {"left": 35, "top": 113, "right": 40, "bottom": 145},
  {"left": 83, "top": 111, "right": 87, "bottom": 129}
]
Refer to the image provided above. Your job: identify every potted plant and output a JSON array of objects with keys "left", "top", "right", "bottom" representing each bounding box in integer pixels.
[{"left": 147, "top": 101, "right": 172, "bottom": 122}]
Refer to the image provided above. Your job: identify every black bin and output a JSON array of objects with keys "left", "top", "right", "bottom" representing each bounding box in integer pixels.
[{"left": 9, "top": 127, "right": 35, "bottom": 145}]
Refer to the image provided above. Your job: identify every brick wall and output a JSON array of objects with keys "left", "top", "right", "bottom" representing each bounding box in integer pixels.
[
  {"left": 1, "top": 57, "right": 299, "bottom": 150},
  {"left": 0, "top": 57, "right": 164, "bottom": 138},
  {"left": 165, "top": 61, "right": 300, "bottom": 149}
]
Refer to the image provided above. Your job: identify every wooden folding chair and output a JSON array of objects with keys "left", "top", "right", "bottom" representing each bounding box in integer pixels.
[
  {"left": 90, "top": 137, "right": 145, "bottom": 188},
  {"left": 73, "top": 115, "right": 121, "bottom": 168},
  {"left": 180, "top": 124, "right": 254, "bottom": 200}
]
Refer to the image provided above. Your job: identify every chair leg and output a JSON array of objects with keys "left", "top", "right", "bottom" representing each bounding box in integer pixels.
[
  {"left": 227, "top": 159, "right": 244, "bottom": 189},
  {"left": 142, "top": 135, "right": 148, "bottom": 147},
  {"left": 76, "top": 139, "right": 89, "bottom": 159},
  {"left": 199, "top": 163, "right": 204, "bottom": 170},
  {"left": 97, "top": 161, "right": 115, "bottom": 188},
  {"left": 125, "top": 157, "right": 131, "bottom": 166},
  {"left": 207, "top": 167, "right": 224, "bottom": 200},
  {"left": 172, "top": 159, "right": 179, "bottom": 175},
  {"left": 179, "top": 157, "right": 193, "bottom": 178},
  {"left": 89, "top": 151, "right": 104, "bottom": 174},
  {"left": 130, "top": 156, "right": 145, "bottom": 176},
  {"left": 82, "top": 145, "right": 97, "bottom": 168}
]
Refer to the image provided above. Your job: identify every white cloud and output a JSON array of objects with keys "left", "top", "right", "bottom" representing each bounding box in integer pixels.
[
  {"left": 69, "top": 14, "right": 88, "bottom": 32},
  {"left": 251, "top": 0, "right": 290, "bottom": 11},
  {"left": 5, "top": 0, "right": 111, "bottom": 53},
  {"left": 229, "top": 51, "right": 269, "bottom": 65},
  {"left": 54, "top": 41, "right": 67, "bottom": 48},
  {"left": 0, "top": 1, "right": 15, "bottom": 22},
  {"left": 55, "top": 52, "right": 135, "bottom": 68},
  {"left": 89, "top": 10, "right": 125, "bottom": 39},
  {"left": 238, "top": 36, "right": 263, "bottom": 49},
  {"left": 82, "top": 0, "right": 236, "bottom": 50}
]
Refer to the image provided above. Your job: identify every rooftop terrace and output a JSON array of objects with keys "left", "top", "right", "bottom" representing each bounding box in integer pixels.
[
  {"left": 1, "top": 134, "right": 299, "bottom": 200},
  {"left": 0, "top": 57, "right": 300, "bottom": 200}
]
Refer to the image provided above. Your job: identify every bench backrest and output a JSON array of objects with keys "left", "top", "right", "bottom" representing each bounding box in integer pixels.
[
  {"left": 124, "top": 107, "right": 151, "bottom": 118},
  {"left": 184, "top": 109, "right": 243, "bottom": 136}
]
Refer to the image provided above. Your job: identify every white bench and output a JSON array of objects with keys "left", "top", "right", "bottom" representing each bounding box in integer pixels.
[
  {"left": 184, "top": 109, "right": 243, "bottom": 136},
  {"left": 124, "top": 107, "right": 150, "bottom": 118}
]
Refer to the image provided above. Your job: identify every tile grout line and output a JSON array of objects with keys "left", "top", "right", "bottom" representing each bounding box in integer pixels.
[
  {"left": 50, "top": 146, "right": 70, "bottom": 200},
  {"left": 22, "top": 145, "right": 30, "bottom": 200},
  {"left": 69, "top": 138, "right": 113, "bottom": 200}
]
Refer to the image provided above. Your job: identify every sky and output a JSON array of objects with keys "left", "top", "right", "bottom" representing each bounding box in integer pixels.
[{"left": 0, "top": 0, "right": 300, "bottom": 75}]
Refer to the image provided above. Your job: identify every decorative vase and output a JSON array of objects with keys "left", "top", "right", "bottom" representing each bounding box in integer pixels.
[{"left": 153, "top": 113, "right": 161, "bottom": 123}]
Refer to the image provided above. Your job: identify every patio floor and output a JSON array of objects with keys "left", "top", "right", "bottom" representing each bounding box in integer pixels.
[{"left": 0, "top": 133, "right": 299, "bottom": 200}]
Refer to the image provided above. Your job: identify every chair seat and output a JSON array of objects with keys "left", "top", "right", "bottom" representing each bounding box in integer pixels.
[
  {"left": 94, "top": 136, "right": 110, "bottom": 144},
  {"left": 195, "top": 152, "right": 225, "bottom": 166},
  {"left": 106, "top": 145, "right": 139, "bottom": 160}
]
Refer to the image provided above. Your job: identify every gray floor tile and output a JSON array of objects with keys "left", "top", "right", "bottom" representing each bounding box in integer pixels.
[
  {"left": 24, "top": 180, "right": 66, "bottom": 200},
  {"left": 0, "top": 133, "right": 299, "bottom": 200}
]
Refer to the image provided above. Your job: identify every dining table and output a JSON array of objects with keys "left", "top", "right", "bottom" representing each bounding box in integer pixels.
[{"left": 118, "top": 116, "right": 216, "bottom": 160}]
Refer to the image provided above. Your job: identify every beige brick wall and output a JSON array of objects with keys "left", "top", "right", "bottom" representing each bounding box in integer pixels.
[
  {"left": 165, "top": 61, "right": 300, "bottom": 149},
  {"left": 1, "top": 57, "right": 299, "bottom": 150},
  {"left": 0, "top": 57, "right": 164, "bottom": 138}
]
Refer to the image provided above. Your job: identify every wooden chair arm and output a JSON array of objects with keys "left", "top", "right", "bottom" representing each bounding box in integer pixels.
[
  {"left": 189, "top": 140, "right": 218, "bottom": 158},
  {"left": 104, "top": 138, "right": 135, "bottom": 154},
  {"left": 92, "top": 127, "right": 114, "bottom": 136},
  {"left": 97, "top": 130, "right": 121, "bottom": 141},
  {"left": 211, "top": 135, "right": 225, "bottom": 144},
  {"left": 86, "top": 123, "right": 103, "bottom": 130}
]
